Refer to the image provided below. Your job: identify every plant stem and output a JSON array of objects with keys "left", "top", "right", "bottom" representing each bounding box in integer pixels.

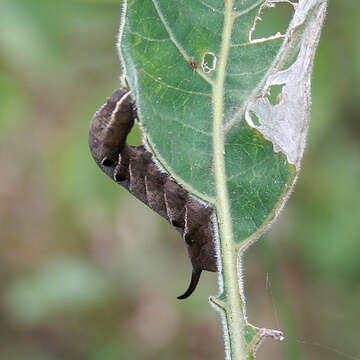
[{"left": 212, "top": 1, "right": 247, "bottom": 359}]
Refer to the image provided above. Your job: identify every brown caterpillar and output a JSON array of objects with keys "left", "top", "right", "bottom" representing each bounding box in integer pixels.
[{"left": 88, "top": 88, "right": 217, "bottom": 299}]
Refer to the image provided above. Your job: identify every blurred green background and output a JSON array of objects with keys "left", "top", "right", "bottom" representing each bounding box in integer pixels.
[{"left": 0, "top": 0, "right": 359, "bottom": 359}]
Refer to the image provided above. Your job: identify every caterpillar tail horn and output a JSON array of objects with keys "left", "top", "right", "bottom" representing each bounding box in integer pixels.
[{"left": 177, "top": 268, "right": 202, "bottom": 300}]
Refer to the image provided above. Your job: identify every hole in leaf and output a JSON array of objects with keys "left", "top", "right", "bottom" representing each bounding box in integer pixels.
[
  {"left": 201, "top": 52, "right": 217, "bottom": 73},
  {"left": 252, "top": 1, "right": 294, "bottom": 40},
  {"left": 249, "top": 111, "right": 260, "bottom": 127},
  {"left": 282, "top": 45, "right": 300, "bottom": 69},
  {"left": 268, "top": 84, "right": 284, "bottom": 105}
]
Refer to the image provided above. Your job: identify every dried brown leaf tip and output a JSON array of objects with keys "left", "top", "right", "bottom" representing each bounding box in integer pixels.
[{"left": 89, "top": 88, "right": 217, "bottom": 299}]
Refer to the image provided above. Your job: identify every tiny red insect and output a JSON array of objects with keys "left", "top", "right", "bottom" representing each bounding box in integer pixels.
[{"left": 189, "top": 60, "right": 197, "bottom": 70}]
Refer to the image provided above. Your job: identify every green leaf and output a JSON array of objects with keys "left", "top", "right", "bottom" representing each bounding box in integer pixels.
[
  {"left": 118, "top": 0, "right": 327, "bottom": 358},
  {"left": 119, "top": 0, "right": 295, "bottom": 241}
]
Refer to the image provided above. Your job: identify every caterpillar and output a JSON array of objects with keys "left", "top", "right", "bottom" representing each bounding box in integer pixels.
[{"left": 89, "top": 88, "right": 217, "bottom": 299}]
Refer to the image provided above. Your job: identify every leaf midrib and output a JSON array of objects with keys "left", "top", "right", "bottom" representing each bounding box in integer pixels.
[{"left": 212, "top": 0, "right": 247, "bottom": 358}]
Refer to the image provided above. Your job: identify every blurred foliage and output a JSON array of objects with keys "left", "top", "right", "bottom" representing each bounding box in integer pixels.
[{"left": 0, "top": 0, "right": 359, "bottom": 359}]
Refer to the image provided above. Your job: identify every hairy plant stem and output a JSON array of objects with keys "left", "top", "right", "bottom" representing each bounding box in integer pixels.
[{"left": 212, "top": 1, "right": 246, "bottom": 359}]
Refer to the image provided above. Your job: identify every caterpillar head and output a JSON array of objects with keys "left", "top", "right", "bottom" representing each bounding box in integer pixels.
[{"left": 89, "top": 88, "right": 135, "bottom": 178}]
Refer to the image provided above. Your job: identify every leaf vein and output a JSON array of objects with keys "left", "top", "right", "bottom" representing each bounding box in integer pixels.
[
  {"left": 129, "top": 30, "right": 170, "bottom": 42},
  {"left": 230, "top": 41, "right": 252, "bottom": 48},
  {"left": 233, "top": 0, "right": 265, "bottom": 20},
  {"left": 198, "top": 0, "right": 224, "bottom": 14},
  {"left": 227, "top": 158, "right": 269, "bottom": 182},
  {"left": 142, "top": 69, "right": 212, "bottom": 97},
  {"left": 160, "top": 114, "right": 212, "bottom": 137},
  {"left": 227, "top": 67, "right": 267, "bottom": 77},
  {"left": 151, "top": 0, "right": 214, "bottom": 86}
]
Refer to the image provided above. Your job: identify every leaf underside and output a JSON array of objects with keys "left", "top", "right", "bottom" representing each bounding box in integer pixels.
[
  {"left": 118, "top": 0, "right": 327, "bottom": 356},
  {"left": 119, "top": 0, "right": 295, "bottom": 245}
]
